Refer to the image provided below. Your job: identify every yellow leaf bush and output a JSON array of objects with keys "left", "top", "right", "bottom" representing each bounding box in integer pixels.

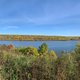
[
  {"left": 48, "top": 50, "right": 57, "bottom": 59},
  {"left": 29, "top": 46, "right": 39, "bottom": 56},
  {"left": 76, "top": 42, "right": 80, "bottom": 54}
]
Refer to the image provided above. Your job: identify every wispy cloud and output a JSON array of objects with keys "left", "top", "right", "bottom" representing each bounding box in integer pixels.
[
  {"left": 4, "top": 26, "right": 18, "bottom": 30},
  {"left": 0, "top": 0, "right": 80, "bottom": 25}
]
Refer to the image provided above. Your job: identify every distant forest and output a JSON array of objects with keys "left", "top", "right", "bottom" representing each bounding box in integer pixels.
[{"left": 0, "top": 35, "right": 80, "bottom": 41}]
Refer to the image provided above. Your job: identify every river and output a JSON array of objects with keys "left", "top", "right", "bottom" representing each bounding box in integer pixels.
[{"left": 0, "top": 40, "right": 80, "bottom": 56}]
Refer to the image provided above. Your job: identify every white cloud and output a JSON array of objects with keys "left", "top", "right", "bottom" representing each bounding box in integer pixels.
[{"left": 4, "top": 26, "right": 18, "bottom": 30}]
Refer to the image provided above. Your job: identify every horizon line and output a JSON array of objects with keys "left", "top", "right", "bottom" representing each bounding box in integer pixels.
[{"left": 0, "top": 34, "right": 80, "bottom": 37}]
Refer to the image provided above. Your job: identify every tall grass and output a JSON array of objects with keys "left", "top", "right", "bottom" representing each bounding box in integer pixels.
[{"left": 0, "top": 44, "right": 80, "bottom": 80}]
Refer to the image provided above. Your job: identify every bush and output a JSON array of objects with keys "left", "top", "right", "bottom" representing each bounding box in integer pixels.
[
  {"left": 76, "top": 42, "right": 80, "bottom": 54},
  {"left": 48, "top": 50, "right": 57, "bottom": 59},
  {"left": 8, "top": 44, "right": 15, "bottom": 50}
]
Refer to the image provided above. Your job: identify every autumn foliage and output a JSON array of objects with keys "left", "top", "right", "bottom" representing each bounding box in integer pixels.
[
  {"left": 15, "top": 43, "right": 57, "bottom": 59},
  {"left": 0, "top": 35, "right": 80, "bottom": 41},
  {"left": 76, "top": 42, "right": 80, "bottom": 54},
  {"left": 8, "top": 44, "right": 15, "bottom": 49}
]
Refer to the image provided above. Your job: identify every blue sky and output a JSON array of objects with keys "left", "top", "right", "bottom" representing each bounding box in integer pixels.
[{"left": 0, "top": 0, "right": 80, "bottom": 36}]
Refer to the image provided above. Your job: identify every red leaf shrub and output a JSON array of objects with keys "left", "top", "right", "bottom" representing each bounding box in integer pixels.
[{"left": 8, "top": 44, "right": 14, "bottom": 49}]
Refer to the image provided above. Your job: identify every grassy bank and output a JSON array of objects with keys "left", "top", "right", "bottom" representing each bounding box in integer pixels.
[{"left": 0, "top": 43, "right": 80, "bottom": 80}]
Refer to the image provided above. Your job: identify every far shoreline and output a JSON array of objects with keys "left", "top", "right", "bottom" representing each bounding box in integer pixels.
[{"left": 0, "top": 40, "right": 80, "bottom": 41}]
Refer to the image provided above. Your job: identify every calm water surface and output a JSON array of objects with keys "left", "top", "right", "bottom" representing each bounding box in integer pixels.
[{"left": 0, "top": 40, "right": 80, "bottom": 56}]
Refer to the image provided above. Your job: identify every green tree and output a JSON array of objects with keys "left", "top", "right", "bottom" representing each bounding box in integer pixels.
[{"left": 38, "top": 43, "right": 48, "bottom": 54}]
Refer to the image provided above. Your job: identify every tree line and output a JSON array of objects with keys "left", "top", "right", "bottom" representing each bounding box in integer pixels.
[{"left": 0, "top": 35, "right": 80, "bottom": 41}]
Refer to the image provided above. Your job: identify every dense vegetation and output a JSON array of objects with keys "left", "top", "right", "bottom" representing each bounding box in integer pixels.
[
  {"left": 0, "top": 42, "right": 80, "bottom": 80},
  {"left": 0, "top": 35, "right": 80, "bottom": 41}
]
